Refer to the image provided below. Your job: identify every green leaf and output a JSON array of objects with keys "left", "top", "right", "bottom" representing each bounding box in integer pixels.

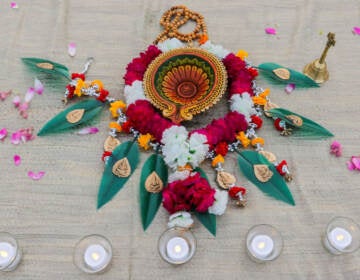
[
  {"left": 140, "top": 154, "right": 168, "bottom": 231},
  {"left": 237, "top": 150, "right": 295, "bottom": 206},
  {"left": 37, "top": 99, "right": 104, "bottom": 136},
  {"left": 194, "top": 167, "right": 209, "bottom": 181},
  {"left": 195, "top": 211, "right": 216, "bottom": 236},
  {"left": 268, "top": 107, "right": 334, "bottom": 139},
  {"left": 258, "top": 62, "right": 319, "bottom": 87},
  {"left": 97, "top": 141, "right": 139, "bottom": 209},
  {"left": 22, "top": 57, "right": 70, "bottom": 80}
]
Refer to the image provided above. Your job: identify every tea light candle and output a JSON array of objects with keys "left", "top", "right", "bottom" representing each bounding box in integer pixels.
[
  {"left": 0, "top": 242, "right": 16, "bottom": 267},
  {"left": 84, "top": 244, "right": 110, "bottom": 271},
  {"left": 250, "top": 235, "right": 274, "bottom": 258},
  {"left": 328, "top": 227, "right": 352, "bottom": 250},
  {"left": 166, "top": 237, "right": 189, "bottom": 261}
]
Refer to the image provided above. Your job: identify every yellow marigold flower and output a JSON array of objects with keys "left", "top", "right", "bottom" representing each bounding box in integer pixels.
[
  {"left": 212, "top": 154, "right": 225, "bottom": 167},
  {"left": 236, "top": 131, "right": 250, "bottom": 148},
  {"left": 137, "top": 133, "right": 153, "bottom": 150},
  {"left": 251, "top": 137, "right": 265, "bottom": 147},
  {"left": 109, "top": 122, "right": 122, "bottom": 132},
  {"left": 90, "top": 80, "right": 104, "bottom": 91},
  {"left": 252, "top": 96, "right": 267, "bottom": 106},
  {"left": 74, "top": 79, "right": 87, "bottom": 97},
  {"left": 259, "top": 88, "right": 270, "bottom": 98},
  {"left": 109, "top": 100, "right": 127, "bottom": 118},
  {"left": 236, "top": 49, "right": 248, "bottom": 60}
]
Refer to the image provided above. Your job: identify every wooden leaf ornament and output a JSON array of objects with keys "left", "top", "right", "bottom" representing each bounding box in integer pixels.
[
  {"left": 237, "top": 150, "right": 295, "bottom": 206},
  {"left": 22, "top": 57, "right": 70, "bottom": 80},
  {"left": 216, "top": 171, "right": 236, "bottom": 189},
  {"left": 66, "top": 109, "right": 85, "bottom": 123},
  {"left": 97, "top": 141, "right": 139, "bottom": 209},
  {"left": 140, "top": 154, "right": 168, "bottom": 230},
  {"left": 258, "top": 62, "right": 319, "bottom": 87}
]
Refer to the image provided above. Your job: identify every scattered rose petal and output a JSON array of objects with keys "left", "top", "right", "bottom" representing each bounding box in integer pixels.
[
  {"left": 19, "top": 102, "right": 30, "bottom": 119},
  {"left": 0, "top": 90, "right": 12, "bottom": 101},
  {"left": 347, "top": 160, "right": 356, "bottom": 171},
  {"left": 68, "top": 43, "right": 76, "bottom": 57},
  {"left": 77, "top": 127, "right": 99, "bottom": 135},
  {"left": 11, "top": 128, "right": 35, "bottom": 145},
  {"left": 34, "top": 78, "right": 44, "bottom": 95},
  {"left": 0, "top": 128, "right": 8, "bottom": 141},
  {"left": 25, "top": 88, "right": 35, "bottom": 103},
  {"left": 28, "top": 171, "right": 45, "bottom": 180},
  {"left": 13, "top": 95, "right": 21, "bottom": 107},
  {"left": 351, "top": 156, "right": 360, "bottom": 169},
  {"left": 352, "top": 27, "right": 360, "bottom": 35},
  {"left": 330, "top": 141, "right": 342, "bottom": 157},
  {"left": 285, "top": 83, "right": 296, "bottom": 94},
  {"left": 265, "top": 27, "right": 277, "bottom": 35},
  {"left": 10, "top": 2, "right": 18, "bottom": 9},
  {"left": 13, "top": 155, "right": 21, "bottom": 166}
]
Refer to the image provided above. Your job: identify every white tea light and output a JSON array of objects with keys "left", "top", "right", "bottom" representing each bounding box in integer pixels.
[
  {"left": 0, "top": 233, "right": 22, "bottom": 272},
  {"left": 84, "top": 244, "right": 110, "bottom": 271},
  {"left": 329, "top": 227, "right": 352, "bottom": 250},
  {"left": 0, "top": 242, "right": 15, "bottom": 267},
  {"left": 250, "top": 235, "right": 274, "bottom": 258},
  {"left": 166, "top": 237, "right": 189, "bottom": 261}
]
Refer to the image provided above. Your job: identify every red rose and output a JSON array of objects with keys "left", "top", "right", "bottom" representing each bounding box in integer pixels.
[
  {"left": 250, "top": 115, "right": 263, "bottom": 129},
  {"left": 97, "top": 89, "right": 109, "bottom": 102},
  {"left": 215, "top": 142, "right": 229, "bottom": 156},
  {"left": 71, "top": 73, "right": 85, "bottom": 80}
]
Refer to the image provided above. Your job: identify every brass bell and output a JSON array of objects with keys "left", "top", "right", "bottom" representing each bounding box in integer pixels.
[{"left": 303, "top": 32, "right": 335, "bottom": 84}]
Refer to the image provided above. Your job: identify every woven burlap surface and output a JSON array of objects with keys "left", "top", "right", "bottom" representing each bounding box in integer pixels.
[{"left": 0, "top": 1, "right": 359, "bottom": 279}]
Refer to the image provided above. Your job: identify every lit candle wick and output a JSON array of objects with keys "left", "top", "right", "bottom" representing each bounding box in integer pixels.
[
  {"left": 174, "top": 245, "right": 182, "bottom": 253},
  {"left": 257, "top": 242, "right": 265, "bottom": 249},
  {"left": 336, "top": 234, "right": 344, "bottom": 241},
  {"left": 91, "top": 252, "right": 100, "bottom": 261},
  {"left": 0, "top": 250, "right": 9, "bottom": 258}
]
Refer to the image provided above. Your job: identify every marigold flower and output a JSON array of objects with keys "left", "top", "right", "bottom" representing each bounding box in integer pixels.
[
  {"left": 260, "top": 88, "right": 270, "bottom": 98},
  {"left": 198, "top": 34, "right": 209, "bottom": 45},
  {"left": 252, "top": 96, "right": 267, "bottom": 106},
  {"left": 74, "top": 79, "right": 87, "bottom": 97},
  {"left": 109, "top": 122, "right": 122, "bottom": 132},
  {"left": 109, "top": 100, "right": 126, "bottom": 118},
  {"left": 137, "top": 133, "right": 153, "bottom": 150},
  {"left": 236, "top": 131, "right": 250, "bottom": 148},
  {"left": 236, "top": 49, "right": 248, "bottom": 60},
  {"left": 90, "top": 79, "right": 104, "bottom": 91},
  {"left": 212, "top": 154, "right": 225, "bottom": 167},
  {"left": 251, "top": 137, "right": 265, "bottom": 147}
]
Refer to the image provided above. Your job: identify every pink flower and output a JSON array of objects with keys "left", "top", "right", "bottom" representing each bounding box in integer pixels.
[
  {"left": 13, "top": 96, "right": 21, "bottom": 107},
  {"left": 77, "top": 127, "right": 99, "bottom": 135},
  {"left": 34, "top": 78, "right": 44, "bottom": 95},
  {"left": 10, "top": 2, "right": 18, "bottom": 9},
  {"left": 352, "top": 27, "right": 360, "bottom": 35},
  {"left": 14, "top": 155, "right": 21, "bottom": 166},
  {"left": 11, "top": 128, "right": 35, "bottom": 145},
  {"left": 28, "top": 171, "right": 45, "bottom": 180},
  {"left": 0, "top": 90, "right": 12, "bottom": 101},
  {"left": 265, "top": 27, "right": 277, "bottom": 35},
  {"left": 347, "top": 156, "right": 360, "bottom": 171},
  {"left": 330, "top": 141, "right": 342, "bottom": 157},
  {"left": 0, "top": 128, "right": 8, "bottom": 141},
  {"left": 68, "top": 42, "right": 76, "bottom": 57},
  {"left": 285, "top": 83, "right": 296, "bottom": 94}
]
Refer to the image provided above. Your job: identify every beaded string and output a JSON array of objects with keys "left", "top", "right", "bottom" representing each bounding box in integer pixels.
[{"left": 154, "top": 5, "right": 208, "bottom": 45}]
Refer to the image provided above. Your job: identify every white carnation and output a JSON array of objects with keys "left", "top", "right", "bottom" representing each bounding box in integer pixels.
[
  {"left": 157, "top": 38, "right": 184, "bottom": 52},
  {"left": 167, "top": 211, "right": 194, "bottom": 229},
  {"left": 208, "top": 189, "right": 228, "bottom": 215},
  {"left": 124, "top": 80, "right": 146, "bottom": 105},
  {"left": 230, "top": 92, "right": 257, "bottom": 122},
  {"left": 200, "top": 40, "right": 230, "bottom": 59},
  {"left": 168, "top": 170, "right": 191, "bottom": 183},
  {"left": 187, "top": 133, "right": 209, "bottom": 167},
  {"left": 162, "top": 126, "right": 189, "bottom": 169}
]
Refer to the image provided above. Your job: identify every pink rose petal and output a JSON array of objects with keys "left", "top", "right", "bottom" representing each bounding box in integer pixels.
[
  {"left": 285, "top": 83, "right": 296, "bottom": 94},
  {"left": 265, "top": 27, "right": 277, "bottom": 35},
  {"left": 77, "top": 127, "right": 99, "bottom": 135},
  {"left": 0, "top": 90, "right": 12, "bottom": 101},
  {"left": 347, "top": 160, "right": 356, "bottom": 171},
  {"left": 13, "top": 95, "right": 21, "bottom": 107},
  {"left": 352, "top": 27, "right": 360, "bottom": 35},
  {"left": 10, "top": 2, "right": 18, "bottom": 9},
  {"left": 14, "top": 155, "right": 21, "bottom": 166},
  {"left": 68, "top": 43, "right": 76, "bottom": 57},
  {"left": 11, "top": 128, "right": 35, "bottom": 144},
  {"left": 11, "top": 131, "right": 21, "bottom": 145},
  {"left": 0, "top": 128, "right": 8, "bottom": 141},
  {"left": 34, "top": 78, "right": 44, "bottom": 95},
  {"left": 330, "top": 141, "right": 342, "bottom": 157},
  {"left": 28, "top": 171, "right": 45, "bottom": 180},
  {"left": 25, "top": 88, "right": 35, "bottom": 103},
  {"left": 351, "top": 156, "right": 360, "bottom": 170}
]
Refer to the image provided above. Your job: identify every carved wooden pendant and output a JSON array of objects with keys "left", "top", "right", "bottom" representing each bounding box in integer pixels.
[
  {"left": 112, "top": 158, "right": 131, "bottom": 178},
  {"left": 103, "top": 136, "right": 121, "bottom": 152},
  {"left": 145, "top": 171, "right": 163, "bottom": 193},
  {"left": 273, "top": 68, "right": 290, "bottom": 80},
  {"left": 217, "top": 171, "right": 236, "bottom": 189},
  {"left": 259, "top": 151, "right": 277, "bottom": 163},
  {"left": 264, "top": 101, "right": 279, "bottom": 117},
  {"left": 66, "top": 109, "right": 85, "bottom": 123},
  {"left": 254, "top": 164, "right": 273, "bottom": 182},
  {"left": 286, "top": 115, "right": 303, "bottom": 127},
  {"left": 36, "top": 62, "right": 54, "bottom": 70}
]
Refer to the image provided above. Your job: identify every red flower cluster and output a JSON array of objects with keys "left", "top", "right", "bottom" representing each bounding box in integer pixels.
[
  {"left": 222, "top": 53, "right": 254, "bottom": 97},
  {"left": 250, "top": 115, "right": 263, "bottom": 129},
  {"left": 97, "top": 89, "right": 109, "bottom": 102},
  {"left": 162, "top": 173, "right": 215, "bottom": 214},
  {"left": 66, "top": 72, "right": 86, "bottom": 99},
  {"left": 215, "top": 142, "right": 228, "bottom": 156},
  {"left": 126, "top": 100, "right": 173, "bottom": 142},
  {"left": 193, "top": 111, "right": 248, "bottom": 147},
  {"left": 123, "top": 45, "right": 162, "bottom": 86}
]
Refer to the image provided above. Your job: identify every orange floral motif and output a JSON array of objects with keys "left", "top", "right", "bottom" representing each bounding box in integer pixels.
[
  {"left": 137, "top": 133, "right": 153, "bottom": 150},
  {"left": 109, "top": 122, "right": 122, "bottom": 132},
  {"left": 109, "top": 100, "right": 126, "bottom": 118},
  {"left": 251, "top": 137, "right": 265, "bottom": 147},
  {"left": 236, "top": 131, "right": 250, "bottom": 148},
  {"left": 212, "top": 154, "right": 225, "bottom": 167}
]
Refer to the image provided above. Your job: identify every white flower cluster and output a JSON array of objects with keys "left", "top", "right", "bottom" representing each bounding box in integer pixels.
[
  {"left": 208, "top": 189, "right": 228, "bottom": 215},
  {"left": 167, "top": 211, "right": 194, "bottom": 229},
  {"left": 200, "top": 40, "right": 230, "bottom": 59},
  {"left": 161, "top": 126, "right": 209, "bottom": 170},
  {"left": 157, "top": 38, "right": 185, "bottom": 52},
  {"left": 124, "top": 80, "right": 146, "bottom": 105},
  {"left": 230, "top": 92, "right": 257, "bottom": 122}
]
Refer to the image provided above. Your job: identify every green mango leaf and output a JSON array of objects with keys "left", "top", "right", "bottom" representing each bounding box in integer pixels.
[
  {"left": 258, "top": 62, "right": 319, "bottom": 87},
  {"left": 194, "top": 167, "right": 209, "bottom": 181},
  {"left": 22, "top": 57, "right": 70, "bottom": 80},
  {"left": 97, "top": 141, "right": 139, "bottom": 209},
  {"left": 195, "top": 211, "right": 216, "bottom": 237},
  {"left": 268, "top": 107, "right": 334, "bottom": 139},
  {"left": 140, "top": 154, "right": 168, "bottom": 231},
  {"left": 237, "top": 150, "right": 295, "bottom": 206},
  {"left": 38, "top": 99, "right": 104, "bottom": 136}
]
